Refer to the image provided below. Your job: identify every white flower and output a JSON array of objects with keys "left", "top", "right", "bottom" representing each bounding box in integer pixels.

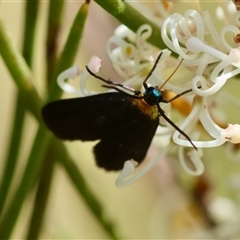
[
  {"left": 56, "top": 5, "right": 240, "bottom": 188},
  {"left": 106, "top": 24, "right": 162, "bottom": 88}
]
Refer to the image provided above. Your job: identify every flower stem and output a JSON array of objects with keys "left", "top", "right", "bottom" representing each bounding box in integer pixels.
[
  {"left": 0, "top": 2, "right": 121, "bottom": 239},
  {"left": 26, "top": 142, "right": 56, "bottom": 240},
  {"left": 0, "top": 93, "right": 25, "bottom": 216},
  {"left": 22, "top": 0, "right": 39, "bottom": 66},
  {"left": 0, "top": 125, "right": 51, "bottom": 239},
  {"left": 48, "top": 1, "right": 90, "bottom": 101},
  {"left": 94, "top": 0, "right": 168, "bottom": 51},
  {"left": 55, "top": 139, "right": 121, "bottom": 239},
  {"left": 0, "top": 18, "right": 42, "bottom": 118},
  {"left": 26, "top": 1, "right": 65, "bottom": 239},
  {"left": 0, "top": 0, "right": 39, "bottom": 216},
  {"left": 46, "top": 0, "right": 65, "bottom": 81}
]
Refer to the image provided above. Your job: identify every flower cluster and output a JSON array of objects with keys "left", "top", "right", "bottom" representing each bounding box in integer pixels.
[{"left": 57, "top": 6, "right": 240, "bottom": 187}]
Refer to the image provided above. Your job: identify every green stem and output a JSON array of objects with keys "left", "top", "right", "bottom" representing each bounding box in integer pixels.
[
  {"left": 26, "top": 142, "right": 56, "bottom": 240},
  {"left": 0, "top": 1, "right": 120, "bottom": 239},
  {"left": 0, "top": 93, "right": 25, "bottom": 216},
  {"left": 0, "top": 1, "right": 89, "bottom": 238},
  {"left": 94, "top": 0, "right": 166, "bottom": 50},
  {"left": 0, "top": 0, "right": 39, "bottom": 216},
  {"left": 22, "top": 0, "right": 39, "bottom": 65},
  {"left": 0, "top": 18, "right": 42, "bottom": 118},
  {"left": 48, "top": 1, "right": 89, "bottom": 101},
  {"left": 55, "top": 140, "right": 121, "bottom": 240},
  {"left": 26, "top": 1, "right": 65, "bottom": 238},
  {"left": 0, "top": 125, "right": 51, "bottom": 239},
  {"left": 46, "top": 0, "right": 65, "bottom": 81}
]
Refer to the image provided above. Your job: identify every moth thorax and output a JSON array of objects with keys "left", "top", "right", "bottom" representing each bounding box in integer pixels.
[{"left": 132, "top": 98, "right": 159, "bottom": 120}]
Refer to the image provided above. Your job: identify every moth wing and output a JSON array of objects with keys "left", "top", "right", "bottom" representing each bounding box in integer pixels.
[
  {"left": 41, "top": 92, "right": 133, "bottom": 141},
  {"left": 94, "top": 108, "right": 159, "bottom": 170}
]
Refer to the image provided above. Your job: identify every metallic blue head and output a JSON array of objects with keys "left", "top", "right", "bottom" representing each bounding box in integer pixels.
[{"left": 144, "top": 86, "right": 163, "bottom": 106}]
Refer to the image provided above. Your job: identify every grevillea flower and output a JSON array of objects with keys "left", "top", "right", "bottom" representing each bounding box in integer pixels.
[{"left": 57, "top": 5, "right": 240, "bottom": 188}]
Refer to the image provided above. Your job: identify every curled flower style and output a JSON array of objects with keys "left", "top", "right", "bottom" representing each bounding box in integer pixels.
[
  {"left": 106, "top": 24, "right": 172, "bottom": 89},
  {"left": 160, "top": 8, "right": 240, "bottom": 173},
  {"left": 57, "top": 66, "right": 81, "bottom": 95},
  {"left": 57, "top": 56, "right": 102, "bottom": 97}
]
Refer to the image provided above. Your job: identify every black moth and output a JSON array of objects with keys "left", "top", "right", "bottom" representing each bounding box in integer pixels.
[{"left": 42, "top": 52, "right": 197, "bottom": 171}]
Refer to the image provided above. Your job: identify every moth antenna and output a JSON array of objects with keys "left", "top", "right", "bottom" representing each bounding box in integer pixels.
[
  {"left": 86, "top": 66, "right": 137, "bottom": 94},
  {"left": 143, "top": 52, "right": 163, "bottom": 85},
  {"left": 102, "top": 85, "right": 143, "bottom": 99},
  {"left": 158, "top": 56, "right": 184, "bottom": 91}
]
